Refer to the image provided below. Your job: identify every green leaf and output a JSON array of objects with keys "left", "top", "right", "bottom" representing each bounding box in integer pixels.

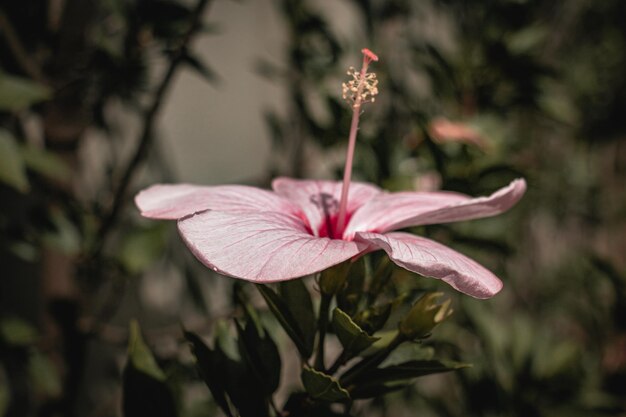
[
  {"left": 118, "top": 224, "right": 168, "bottom": 274},
  {"left": 7, "top": 241, "right": 39, "bottom": 262},
  {"left": 351, "top": 359, "right": 469, "bottom": 388},
  {"left": 187, "top": 328, "right": 269, "bottom": 417},
  {"left": 29, "top": 351, "right": 62, "bottom": 397},
  {"left": 279, "top": 280, "right": 316, "bottom": 354},
  {"left": 41, "top": 208, "right": 82, "bottom": 255},
  {"left": 123, "top": 324, "right": 178, "bottom": 417},
  {"left": 332, "top": 308, "right": 379, "bottom": 355},
  {"left": 20, "top": 146, "right": 71, "bottom": 183},
  {"left": 361, "top": 330, "right": 399, "bottom": 357},
  {"left": 381, "top": 343, "right": 435, "bottom": 367},
  {"left": 349, "top": 380, "right": 413, "bottom": 400},
  {"left": 336, "top": 259, "right": 365, "bottom": 316},
  {"left": 184, "top": 331, "right": 234, "bottom": 417},
  {"left": 257, "top": 284, "right": 312, "bottom": 358},
  {"left": 0, "top": 129, "right": 29, "bottom": 192},
  {"left": 0, "top": 73, "right": 51, "bottom": 111},
  {"left": 235, "top": 320, "right": 281, "bottom": 395},
  {"left": 0, "top": 317, "right": 38, "bottom": 346},
  {"left": 301, "top": 366, "right": 350, "bottom": 402},
  {"left": 367, "top": 256, "right": 393, "bottom": 301},
  {"left": 197, "top": 333, "right": 269, "bottom": 417},
  {"left": 127, "top": 320, "right": 166, "bottom": 381}
]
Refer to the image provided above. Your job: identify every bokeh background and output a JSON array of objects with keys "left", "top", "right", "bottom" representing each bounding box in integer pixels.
[{"left": 1, "top": 0, "right": 625, "bottom": 416}]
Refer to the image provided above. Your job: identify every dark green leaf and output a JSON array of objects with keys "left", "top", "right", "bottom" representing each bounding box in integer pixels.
[
  {"left": 123, "top": 365, "right": 177, "bottom": 417},
  {"left": 123, "top": 320, "right": 177, "bottom": 417},
  {"left": 301, "top": 366, "right": 350, "bottom": 402},
  {"left": 0, "top": 73, "right": 51, "bottom": 111},
  {"left": 41, "top": 209, "right": 81, "bottom": 255},
  {"left": 367, "top": 257, "right": 393, "bottom": 302},
  {"left": 279, "top": 280, "right": 316, "bottom": 353},
  {"left": 117, "top": 224, "right": 169, "bottom": 274},
  {"left": 20, "top": 145, "right": 71, "bottom": 183},
  {"left": 381, "top": 343, "right": 435, "bottom": 367},
  {"left": 182, "top": 264, "right": 209, "bottom": 313},
  {"left": 137, "top": 0, "right": 191, "bottom": 40},
  {"left": 184, "top": 331, "right": 234, "bottom": 417},
  {"left": 257, "top": 284, "right": 312, "bottom": 358},
  {"left": 332, "top": 308, "right": 379, "bottom": 355},
  {"left": 29, "top": 351, "right": 62, "bottom": 397},
  {"left": 0, "top": 317, "right": 38, "bottom": 346},
  {"left": 216, "top": 344, "right": 269, "bottom": 417},
  {"left": 0, "top": 129, "right": 29, "bottom": 192},
  {"left": 263, "top": 110, "right": 285, "bottom": 146},
  {"left": 186, "top": 330, "right": 269, "bottom": 417},
  {"left": 349, "top": 380, "right": 413, "bottom": 399},
  {"left": 351, "top": 359, "right": 469, "bottom": 388},
  {"left": 283, "top": 392, "right": 351, "bottom": 417},
  {"left": 183, "top": 54, "right": 219, "bottom": 84},
  {"left": 235, "top": 320, "right": 281, "bottom": 395},
  {"left": 337, "top": 259, "right": 365, "bottom": 316},
  {"left": 127, "top": 320, "right": 166, "bottom": 381}
]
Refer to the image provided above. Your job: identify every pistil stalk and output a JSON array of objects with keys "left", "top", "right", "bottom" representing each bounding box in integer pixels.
[{"left": 336, "top": 48, "right": 379, "bottom": 236}]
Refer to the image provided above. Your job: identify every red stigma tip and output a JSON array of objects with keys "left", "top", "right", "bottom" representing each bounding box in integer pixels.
[{"left": 361, "top": 48, "right": 379, "bottom": 62}]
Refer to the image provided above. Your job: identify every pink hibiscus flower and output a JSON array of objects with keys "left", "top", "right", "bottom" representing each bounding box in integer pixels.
[
  {"left": 135, "top": 49, "right": 526, "bottom": 299},
  {"left": 135, "top": 176, "right": 525, "bottom": 299}
]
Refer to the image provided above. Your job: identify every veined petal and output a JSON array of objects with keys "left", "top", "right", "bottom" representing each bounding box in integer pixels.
[
  {"left": 344, "top": 191, "right": 468, "bottom": 237},
  {"left": 354, "top": 232, "right": 503, "bottom": 298},
  {"left": 178, "top": 210, "right": 367, "bottom": 282},
  {"left": 272, "top": 177, "right": 381, "bottom": 236},
  {"left": 135, "top": 184, "right": 299, "bottom": 220},
  {"left": 345, "top": 179, "right": 526, "bottom": 236}
]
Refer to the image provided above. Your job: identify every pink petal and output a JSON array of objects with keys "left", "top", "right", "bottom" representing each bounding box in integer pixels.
[
  {"left": 355, "top": 232, "right": 503, "bottom": 298},
  {"left": 135, "top": 184, "right": 299, "bottom": 220},
  {"left": 345, "top": 179, "right": 526, "bottom": 236},
  {"left": 178, "top": 210, "right": 367, "bottom": 282},
  {"left": 272, "top": 177, "right": 380, "bottom": 236}
]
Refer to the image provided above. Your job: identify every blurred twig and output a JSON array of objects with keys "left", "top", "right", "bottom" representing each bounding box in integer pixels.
[
  {"left": 91, "top": 0, "right": 213, "bottom": 257},
  {"left": 0, "top": 9, "right": 47, "bottom": 83}
]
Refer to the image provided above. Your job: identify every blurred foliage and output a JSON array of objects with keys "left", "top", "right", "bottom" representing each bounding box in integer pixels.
[{"left": 1, "top": 0, "right": 626, "bottom": 416}]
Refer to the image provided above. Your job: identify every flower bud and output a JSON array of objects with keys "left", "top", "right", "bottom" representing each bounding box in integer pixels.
[
  {"left": 319, "top": 262, "right": 351, "bottom": 296},
  {"left": 399, "top": 292, "right": 453, "bottom": 339}
]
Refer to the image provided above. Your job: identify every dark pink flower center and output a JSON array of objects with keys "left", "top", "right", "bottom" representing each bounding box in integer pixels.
[{"left": 308, "top": 192, "right": 354, "bottom": 240}]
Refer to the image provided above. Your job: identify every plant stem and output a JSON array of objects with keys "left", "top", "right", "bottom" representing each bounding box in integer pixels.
[
  {"left": 314, "top": 293, "right": 332, "bottom": 371},
  {"left": 326, "top": 350, "right": 349, "bottom": 375}
]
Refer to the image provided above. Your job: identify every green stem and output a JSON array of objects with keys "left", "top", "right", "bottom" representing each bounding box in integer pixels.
[
  {"left": 339, "top": 332, "right": 405, "bottom": 387},
  {"left": 326, "top": 350, "right": 349, "bottom": 376},
  {"left": 314, "top": 294, "right": 332, "bottom": 371}
]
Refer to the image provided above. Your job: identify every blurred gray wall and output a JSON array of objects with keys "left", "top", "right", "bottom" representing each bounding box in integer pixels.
[{"left": 159, "top": 0, "right": 286, "bottom": 185}]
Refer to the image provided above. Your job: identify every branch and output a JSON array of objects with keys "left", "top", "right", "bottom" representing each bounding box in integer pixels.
[{"left": 92, "top": 0, "right": 213, "bottom": 256}]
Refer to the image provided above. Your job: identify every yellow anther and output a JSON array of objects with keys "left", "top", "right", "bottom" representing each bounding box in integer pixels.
[{"left": 341, "top": 65, "right": 379, "bottom": 108}]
